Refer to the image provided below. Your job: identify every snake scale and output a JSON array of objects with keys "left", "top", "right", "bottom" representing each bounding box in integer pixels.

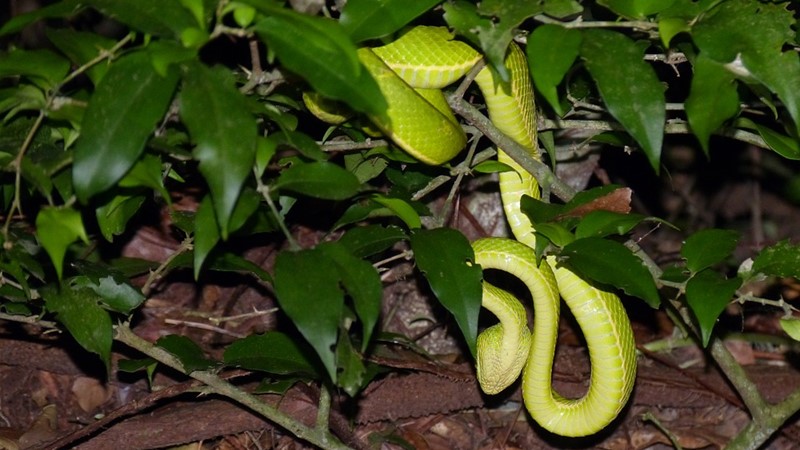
[{"left": 314, "top": 26, "right": 637, "bottom": 437}]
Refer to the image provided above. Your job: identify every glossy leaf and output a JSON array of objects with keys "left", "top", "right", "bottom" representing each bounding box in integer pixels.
[
  {"left": 273, "top": 161, "right": 361, "bottom": 200},
  {"left": 561, "top": 237, "right": 660, "bottom": 307},
  {"left": 686, "top": 269, "right": 741, "bottom": 347},
  {"left": 527, "top": 25, "right": 582, "bottom": 116},
  {"left": 274, "top": 248, "right": 344, "bottom": 381},
  {"left": 341, "top": 0, "right": 442, "bottom": 42},
  {"left": 371, "top": 194, "right": 422, "bottom": 229},
  {"left": 685, "top": 55, "right": 739, "bottom": 154},
  {"left": 81, "top": 0, "right": 198, "bottom": 38},
  {"left": 780, "top": 318, "right": 800, "bottom": 342},
  {"left": 337, "top": 224, "right": 406, "bottom": 258},
  {"left": 156, "top": 335, "right": 216, "bottom": 373},
  {"left": 752, "top": 241, "right": 800, "bottom": 279},
  {"left": 36, "top": 206, "right": 88, "bottom": 280},
  {"left": 73, "top": 51, "right": 179, "bottom": 202},
  {"left": 535, "top": 222, "right": 575, "bottom": 248},
  {"left": 68, "top": 264, "right": 145, "bottom": 314},
  {"left": 251, "top": 7, "right": 387, "bottom": 117},
  {"left": 224, "top": 332, "right": 320, "bottom": 376},
  {"left": 320, "top": 242, "right": 382, "bottom": 351},
  {"left": 410, "top": 228, "right": 482, "bottom": 356},
  {"left": 0, "top": 0, "right": 84, "bottom": 36},
  {"left": 681, "top": 228, "right": 739, "bottom": 274},
  {"left": 581, "top": 29, "right": 665, "bottom": 171},
  {"left": 43, "top": 284, "right": 112, "bottom": 369},
  {"left": 180, "top": 62, "right": 257, "bottom": 238},
  {"left": 0, "top": 49, "right": 70, "bottom": 89},
  {"left": 741, "top": 120, "right": 800, "bottom": 160},
  {"left": 575, "top": 210, "right": 645, "bottom": 239},
  {"left": 691, "top": 0, "right": 800, "bottom": 132}
]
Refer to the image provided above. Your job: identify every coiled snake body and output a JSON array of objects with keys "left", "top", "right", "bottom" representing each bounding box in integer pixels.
[{"left": 321, "top": 26, "right": 637, "bottom": 437}]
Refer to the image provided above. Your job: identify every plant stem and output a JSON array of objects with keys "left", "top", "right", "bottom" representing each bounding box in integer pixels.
[{"left": 114, "top": 324, "right": 352, "bottom": 450}]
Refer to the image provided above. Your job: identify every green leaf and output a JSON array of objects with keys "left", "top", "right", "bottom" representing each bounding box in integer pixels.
[
  {"left": 752, "top": 240, "right": 800, "bottom": 279},
  {"left": 0, "top": 49, "right": 70, "bottom": 89},
  {"left": 205, "top": 252, "right": 272, "bottom": 283},
  {"left": 45, "top": 28, "right": 117, "bottom": 86},
  {"left": 118, "top": 153, "right": 170, "bottom": 200},
  {"left": 320, "top": 242, "right": 382, "bottom": 351},
  {"left": 224, "top": 332, "right": 320, "bottom": 376},
  {"left": 527, "top": 25, "right": 582, "bottom": 116},
  {"left": 410, "top": 228, "right": 482, "bottom": 356},
  {"left": 269, "top": 130, "right": 327, "bottom": 162},
  {"left": 274, "top": 248, "right": 344, "bottom": 381},
  {"left": 685, "top": 55, "right": 739, "bottom": 154},
  {"left": 338, "top": 225, "right": 406, "bottom": 258},
  {"left": 575, "top": 210, "right": 646, "bottom": 239},
  {"left": 156, "top": 335, "right": 216, "bottom": 373},
  {"left": 193, "top": 195, "right": 220, "bottom": 278},
  {"left": 180, "top": 62, "right": 257, "bottom": 238},
  {"left": 371, "top": 194, "right": 422, "bottom": 229},
  {"left": 68, "top": 265, "right": 145, "bottom": 314},
  {"left": 598, "top": 0, "right": 677, "bottom": 19},
  {"left": 691, "top": 0, "right": 800, "bottom": 132},
  {"left": 82, "top": 0, "right": 198, "bottom": 38},
  {"left": 779, "top": 318, "right": 800, "bottom": 342},
  {"left": 96, "top": 193, "right": 146, "bottom": 242},
  {"left": 0, "top": 0, "right": 84, "bottom": 37},
  {"left": 43, "top": 284, "right": 113, "bottom": 369},
  {"left": 273, "top": 161, "right": 361, "bottom": 200},
  {"left": 335, "top": 333, "right": 366, "bottom": 396},
  {"left": 535, "top": 222, "right": 575, "bottom": 247},
  {"left": 581, "top": 29, "right": 665, "bottom": 171},
  {"left": 251, "top": 7, "right": 387, "bottom": 117},
  {"left": 738, "top": 119, "right": 800, "bottom": 160},
  {"left": 561, "top": 237, "right": 659, "bottom": 307},
  {"left": 686, "top": 269, "right": 741, "bottom": 347},
  {"left": 36, "top": 206, "right": 88, "bottom": 280},
  {"left": 681, "top": 228, "right": 739, "bottom": 274},
  {"left": 73, "top": 51, "right": 179, "bottom": 202},
  {"left": 340, "top": 0, "right": 443, "bottom": 42},
  {"left": 658, "top": 17, "right": 690, "bottom": 48}
]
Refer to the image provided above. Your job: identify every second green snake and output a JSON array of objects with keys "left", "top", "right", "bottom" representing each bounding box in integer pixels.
[{"left": 319, "top": 26, "right": 637, "bottom": 437}]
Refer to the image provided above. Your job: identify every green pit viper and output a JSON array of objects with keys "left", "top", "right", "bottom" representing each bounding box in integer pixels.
[{"left": 309, "top": 26, "right": 636, "bottom": 437}]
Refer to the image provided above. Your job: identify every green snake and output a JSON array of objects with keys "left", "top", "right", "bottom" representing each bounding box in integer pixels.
[{"left": 313, "top": 26, "right": 637, "bottom": 437}]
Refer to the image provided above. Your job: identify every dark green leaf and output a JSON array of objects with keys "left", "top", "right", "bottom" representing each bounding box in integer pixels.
[
  {"left": 73, "top": 51, "right": 178, "bottom": 202},
  {"left": 320, "top": 242, "right": 382, "bottom": 351},
  {"left": 341, "top": 0, "right": 443, "bottom": 42},
  {"left": 581, "top": 29, "right": 665, "bottom": 171},
  {"left": 36, "top": 206, "right": 88, "bottom": 280},
  {"left": 43, "top": 284, "right": 112, "bottom": 369},
  {"left": 118, "top": 153, "right": 170, "bottom": 200},
  {"left": 542, "top": 0, "right": 582, "bottom": 17},
  {"left": 269, "top": 130, "right": 327, "bottom": 162},
  {"left": 96, "top": 193, "right": 146, "bottom": 242},
  {"left": 205, "top": 252, "right": 272, "bottom": 283},
  {"left": 575, "top": 210, "right": 646, "bottom": 239},
  {"left": 156, "top": 335, "right": 216, "bottom": 373},
  {"left": 0, "top": 0, "right": 83, "bottom": 36},
  {"left": 180, "top": 62, "right": 257, "bottom": 238},
  {"left": 527, "top": 25, "right": 582, "bottom": 116},
  {"left": 274, "top": 248, "right": 344, "bottom": 381},
  {"left": 273, "top": 161, "right": 360, "bottom": 200},
  {"left": 338, "top": 225, "right": 406, "bottom": 258},
  {"left": 371, "top": 195, "right": 422, "bottom": 229},
  {"left": 410, "top": 228, "right": 482, "bottom": 356},
  {"left": 752, "top": 240, "right": 800, "bottom": 279},
  {"left": 251, "top": 8, "right": 387, "bottom": 117},
  {"left": 739, "top": 119, "right": 800, "bottom": 160},
  {"left": 335, "top": 333, "right": 366, "bottom": 396},
  {"left": 520, "top": 195, "right": 566, "bottom": 224},
  {"left": 534, "top": 222, "right": 575, "bottom": 247},
  {"left": 686, "top": 269, "right": 741, "bottom": 346},
  {"left": 69, "top": 270, "right": 144, "bottom": 314},
  {"left": 45, "top": 28, "right": 116, "bottom": 85},
  {"left": 193, "top": 195, "right": 220, "bottom": 278},
  {"left": 692, "top": 0, "right": 800, "bottom": 132},
  {"left": 0, "top": 49, "right": 70, "bottom": 88},
  {"left": 685, "top": 55, "right": 739, "bottom": 154},
  {"left": 681, "top": 228, "right": 739, "bottom": 273},
  {"left": 561, "top": 237, "right": 659, "bottom": 307},
  {"left": 82, "top": 0, "right": 198, "bottom": 38},
  {"left": 224, "top": 332, "right": 319, "bottom": 376},
  {"left": 598, "top": 0, "right": 677, "bottom": 19}
]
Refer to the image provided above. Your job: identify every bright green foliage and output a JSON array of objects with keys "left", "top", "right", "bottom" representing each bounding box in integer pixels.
[
  {"left": 685, "top": 55, "right": 740, "bottom": 155},
  {"left": 527, "top": 25, "right": 582, "bottom": 116},
  {"left": 35, "top": 206, "right": 88, "bottom": 280}
]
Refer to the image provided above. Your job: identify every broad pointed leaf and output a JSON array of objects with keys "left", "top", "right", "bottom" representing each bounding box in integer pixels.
[
  {"left": 686, "top": 269, "right": 741, "bottom": 347},
  {"left": 527, "top": 24, "right": 582, "bottom": 116},
  {"left": 36, "top": 206, "right": 88, "bottom": 280},
  {"left": 341, "top": 0, "right": 443, "bottom": 42},
  {"left": 681, "top": 228, "right": 739, "bottom": 274},
  {"left": 224, "top": 332, "right": 320, "bottom": 376},
  {"left": 685, "top": 55, "right": 740, "bottom": 154}
]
